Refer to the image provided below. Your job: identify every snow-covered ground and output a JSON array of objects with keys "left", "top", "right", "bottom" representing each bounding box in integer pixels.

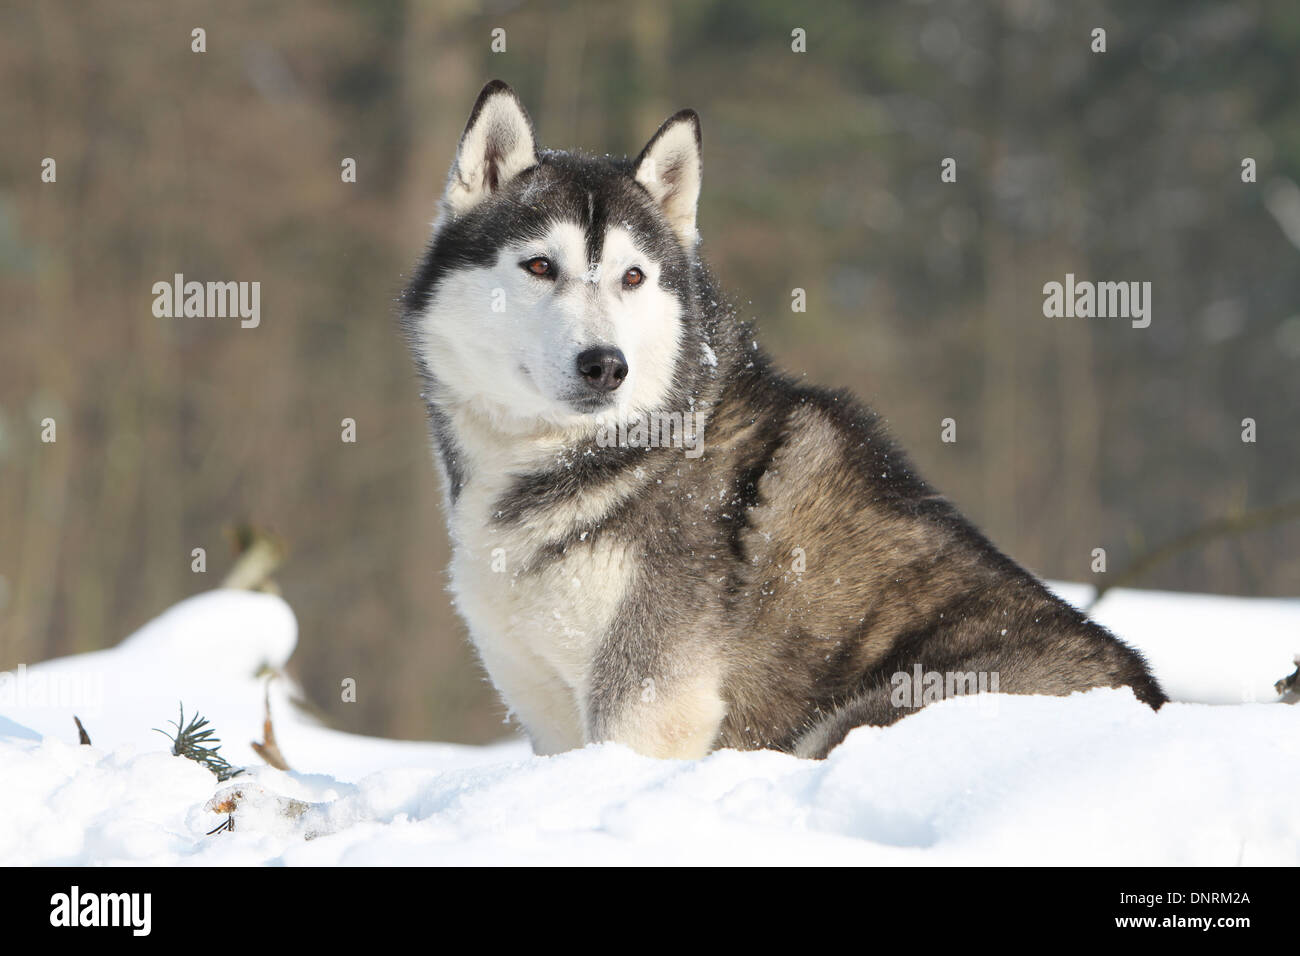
[{"left": 1, "top": 583, "right": 1296, "bottom": 865}]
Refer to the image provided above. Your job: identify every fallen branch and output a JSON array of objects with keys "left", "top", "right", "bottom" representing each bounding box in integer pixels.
[{"left": 221, "top": 524, "right": 287, "bottom": 593}]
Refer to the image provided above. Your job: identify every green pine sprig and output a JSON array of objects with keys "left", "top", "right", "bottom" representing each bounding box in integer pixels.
[{"left": 155, "top": 703, "right": 244, "bottom": 782}]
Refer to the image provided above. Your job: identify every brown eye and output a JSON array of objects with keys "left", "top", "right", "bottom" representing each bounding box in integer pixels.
[
  {"left": 523, "top": 257, "right": 554, "bottom": 278},
  {"left": 623, "top": 267, "right": 645, "bottom": 289}
]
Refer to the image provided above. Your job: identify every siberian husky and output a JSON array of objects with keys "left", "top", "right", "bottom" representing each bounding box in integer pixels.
[{"left": 400, "top": 80, "right": 1166, "bottom": 759}]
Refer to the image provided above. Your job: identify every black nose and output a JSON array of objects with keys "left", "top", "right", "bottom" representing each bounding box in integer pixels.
[{"left": 576, "top": 346, "right": 628, "bottom": 392}]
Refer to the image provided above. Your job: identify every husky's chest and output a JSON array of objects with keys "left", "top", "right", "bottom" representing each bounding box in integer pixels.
[{"left": 446, "top": 469, "right": 635, "bottom": 701}]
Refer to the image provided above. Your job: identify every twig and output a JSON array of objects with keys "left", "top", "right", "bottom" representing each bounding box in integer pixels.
[
  {"left": 1087, "top": 499, "right": 1300, "bottom": 610},
  {"left": 1276, "top": 659, "right": 1299, "bottom": 704},
  {"left": 154, "top": 703, "right": 244, "bottom": 782},
  {"left": 250, "top": 679, "right": 291, "bottom": 772}
]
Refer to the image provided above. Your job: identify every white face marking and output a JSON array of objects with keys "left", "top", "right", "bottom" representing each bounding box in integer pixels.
[{"left": 414, "top": 220, "right": 683, "bottom": 433}]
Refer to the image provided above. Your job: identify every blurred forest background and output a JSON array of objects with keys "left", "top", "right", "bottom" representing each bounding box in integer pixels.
[{"left": 1, "top": 0, "right": 1297, "bottom": 744}]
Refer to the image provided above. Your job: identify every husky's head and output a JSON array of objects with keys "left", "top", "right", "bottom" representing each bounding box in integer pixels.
[{"left": 404, "top": 80, "right": 708, "bottom": 434}]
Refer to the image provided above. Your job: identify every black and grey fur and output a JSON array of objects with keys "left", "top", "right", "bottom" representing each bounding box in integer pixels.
[{"left": 400, "top": 81, "right": 1167, "bottom": 760}]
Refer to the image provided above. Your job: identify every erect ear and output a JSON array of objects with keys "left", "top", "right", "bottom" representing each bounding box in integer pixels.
[
  {"left": 443, "top": 80, "right": 538, "bottom": 217},
  {"left": 634, "top": 109, "right": 702, "bottom": 249}
]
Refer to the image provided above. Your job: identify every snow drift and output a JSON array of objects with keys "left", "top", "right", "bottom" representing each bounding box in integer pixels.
[{"left": 1, "top": 583, "right": 1296, "bottom": 865}]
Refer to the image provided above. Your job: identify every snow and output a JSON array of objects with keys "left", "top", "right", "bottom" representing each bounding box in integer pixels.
[{"left": 1, "top": 583, "right": 1297, "bottom": 865}]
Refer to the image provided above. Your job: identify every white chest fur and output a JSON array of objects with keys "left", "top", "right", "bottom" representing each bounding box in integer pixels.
[{"left": 440, "top": 417, "right": 637, "bottom": 753}]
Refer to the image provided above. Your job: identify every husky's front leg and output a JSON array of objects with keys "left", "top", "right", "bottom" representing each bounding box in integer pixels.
[
  {"left": 474, "top": 640, "right": 586, "bottom": 756},
  {"left": 586, "top": 666, "right": 727, "bottom": 760}
]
